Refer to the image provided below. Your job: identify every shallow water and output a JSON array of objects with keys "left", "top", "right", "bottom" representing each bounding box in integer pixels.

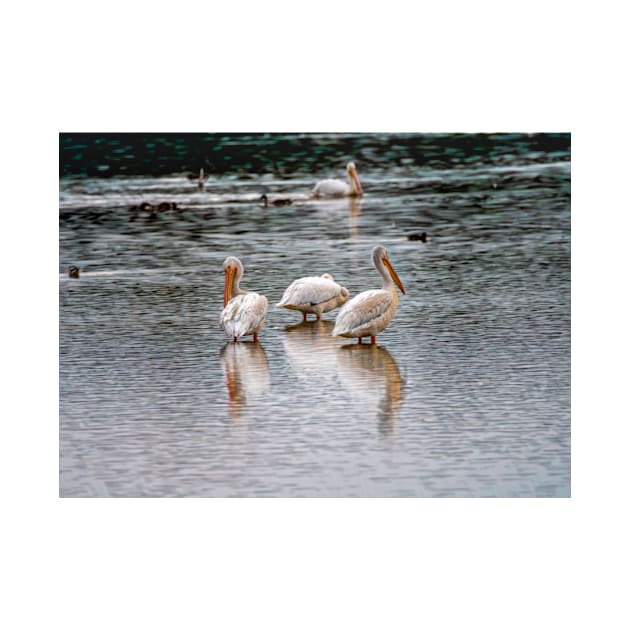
[{"left": 59, "top": 133, "right": 570, "bottom": 497}]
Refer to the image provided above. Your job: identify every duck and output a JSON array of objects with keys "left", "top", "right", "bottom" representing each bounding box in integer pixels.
[{"left": 260, "top": 194, "right": 293, "bottom": 208}]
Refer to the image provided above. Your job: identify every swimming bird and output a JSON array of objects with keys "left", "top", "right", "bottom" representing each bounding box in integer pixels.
[
  {"left": 333, "top": 245, "right": 405, "bottom": 344},
  {"left": 129, "top": 201, "right": 156, "bottom": 212},
  {"left": 188, "top": 168, "right": 209, "bottom": 189},
  {"left": 188, "top": 168, "right": 209, "bottom": 181},
  {"left": 157, "top": 201, "right": 178, "bottom": 211},
  {"left": 260, "top": 194, "right": 293, "bottom": 208},
  {"left": 312, "top": 161, "right": 364, "bottom": 198},
  {"left": 68, "top": 265, "right": 80, "bottom": 279},
  {"left": 277, "top": 273, "right": 350, "bottom": 321},
  {"left": 407, "top": 232, "right": 427, "bottom": 242},
  {"left": 220, "top": 256, "right": 268, "bottom": 342}
]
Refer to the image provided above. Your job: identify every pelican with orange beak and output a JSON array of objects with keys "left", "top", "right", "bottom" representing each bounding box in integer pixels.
[
  {"left": 277, "top": 273, "right": 350, "bottom": 322},
  {"left": 333, "top": 246, "right": 406, "bottom": 344},
  {"left": 220, "top": 256, "right": 268, "bottom": 342},
  {"left": 312, "top": 161, "right": 364, "bottom": 198}
]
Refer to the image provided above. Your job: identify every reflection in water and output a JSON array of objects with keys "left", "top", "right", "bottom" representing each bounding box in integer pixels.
[
  {"left": 337, "top": 345, "right": 405, "bottom": 435},
  {"left": 282, "top": 319, "right": 339, "bottom": 382},
  {"left": 348, "top": 197, "right": 362, "bottom": 242},
  {"left": 60, "top": 134, "right": 571, "bottom": 497},
  {"left": 220, "top": 342, "right": 270, "bottom": 420}
]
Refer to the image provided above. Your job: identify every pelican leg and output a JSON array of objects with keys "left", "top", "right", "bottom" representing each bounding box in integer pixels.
[
  {"left": 370, "top": 336, "right": 376, "bottom": 344},
  {"left": 233, "top": 336, "right": 237, "bottom": 342},
  {"left": 253, "top": 333, "right": 258, "bottom": 342},
  {"left": 316, "top": 313, "right": 321, "bottom": 321},
  {"left": 357, "top": 337, "right": 362, "bottom": 344},
  {"left": 302, "top": 312, "right": 308, "bottom": 322}
]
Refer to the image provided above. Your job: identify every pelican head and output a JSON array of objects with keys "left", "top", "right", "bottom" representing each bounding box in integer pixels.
[
  {"left": 223, "top": 256, "right": 244, "bottom": 306},
  {"left": 373, "top": 245, "right": 405, "bottom": 294},
  {"left": 346, "top": 161, "right": 363, "bottom": 196}
]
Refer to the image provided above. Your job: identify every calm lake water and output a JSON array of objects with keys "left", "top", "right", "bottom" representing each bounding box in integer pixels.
[{"left": 59, "top": 133, "right": 570, "bottom": 497}]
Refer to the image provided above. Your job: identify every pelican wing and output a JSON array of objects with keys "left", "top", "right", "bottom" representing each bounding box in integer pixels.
[
  {"left": 278, "top": 276, "right": 344, "bottom": 308},
  {"left": 220, "top": 292, "right": 268, "bottom": 338},
  {"left": 333, "top": 290, "right": 392, "bottom": 336}
]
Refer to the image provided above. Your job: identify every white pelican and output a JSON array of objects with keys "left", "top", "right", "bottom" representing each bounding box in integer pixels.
[
  {"left": 312, "top": 161, "right": 363, "bottom": 198},
  {"left": 277, "top": 273, "right": 350, "bottom": 321},
  {"left": 260, "top": 194, "right": 293, "bottom": 208},
  {"left": 333, "top": 245, "right": 406, "bottom": 344},
  {"left": 220, "top": 256, "right": 268, "bottom": 342}
]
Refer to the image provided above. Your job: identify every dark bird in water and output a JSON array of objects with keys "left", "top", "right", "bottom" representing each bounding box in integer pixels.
[
  {"left": 260, "top": 193, "right": 293, "bottom": 208},
  {"left": 130, "top": 201, "right": 155, "bottom": 212},
  {"left": 188, "top": 168, "right": 209, "bottom": 189},
  {"left": 68, "top": 265, "right": 80, "bottom": 278},
  {"left": 129, "top": 201, "right": 177, "bottom": 213},
  {"left": 188, "top": 168, "right": 209, "bottom": 181},
  {"left": 407, "top": 232, "right": 427, "bottom": 242},
  {"left": 157, "top": 202, "right": 178, "bottom": 211}
]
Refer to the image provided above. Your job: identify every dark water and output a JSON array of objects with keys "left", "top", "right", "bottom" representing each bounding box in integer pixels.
[{"left": 59, "top": 133, "right": 570, "bottom": 497}]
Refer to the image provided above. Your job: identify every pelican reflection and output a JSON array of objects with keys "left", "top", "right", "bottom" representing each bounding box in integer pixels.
[
  {"left": 337, "top": 344, "right": 405, "bottom": 434},
  {"left": 282, "top": 319, "right": 339, "bottom": 382},
  {"left": 348, "top": 196, "right": 362, "bottom": 242},
  {"left": 220, "top": 342, "right": 270, "bottom": 420}
]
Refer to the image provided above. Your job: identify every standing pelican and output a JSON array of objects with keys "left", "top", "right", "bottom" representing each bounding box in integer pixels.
[
  {"left": 220, "top": 256, "right": 268, "bottom": 342},
  {"left": 277, "top": 273, "right": 349, "bottom": 321},
  {"left": 312, "top": 161, "right": 364, "bottom": 198},
  {"left": 333, "top": 246, "right": 406, "bottom": 344}
]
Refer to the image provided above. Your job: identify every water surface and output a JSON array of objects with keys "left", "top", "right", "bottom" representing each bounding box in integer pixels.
[{"left": 59, "top": 133, "right": 570, "bottom": 497}]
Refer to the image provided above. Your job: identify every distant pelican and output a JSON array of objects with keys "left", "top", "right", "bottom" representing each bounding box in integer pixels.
[
  {"left": 277, "top": 273, "right": 349, "bottom": 321},
  {"left": 68, "top": 265, "right": 80, "bottom": 279},
  {"left": 220, "top": 256, "right": 268, "bottom": 342},
  {"left": 260, "top": 194, "right": 293, "bottom": 208},
  {"left": 333, "top": 245, "right": 405, "bottom": 344},
  {"left": 312, "top": 161, "right": 363, "bottom": 198}
]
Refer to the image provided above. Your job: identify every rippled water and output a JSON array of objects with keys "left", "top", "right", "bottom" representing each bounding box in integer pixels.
[{"left": 59, "top": 133, "right": 570, "bottom": 497}]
